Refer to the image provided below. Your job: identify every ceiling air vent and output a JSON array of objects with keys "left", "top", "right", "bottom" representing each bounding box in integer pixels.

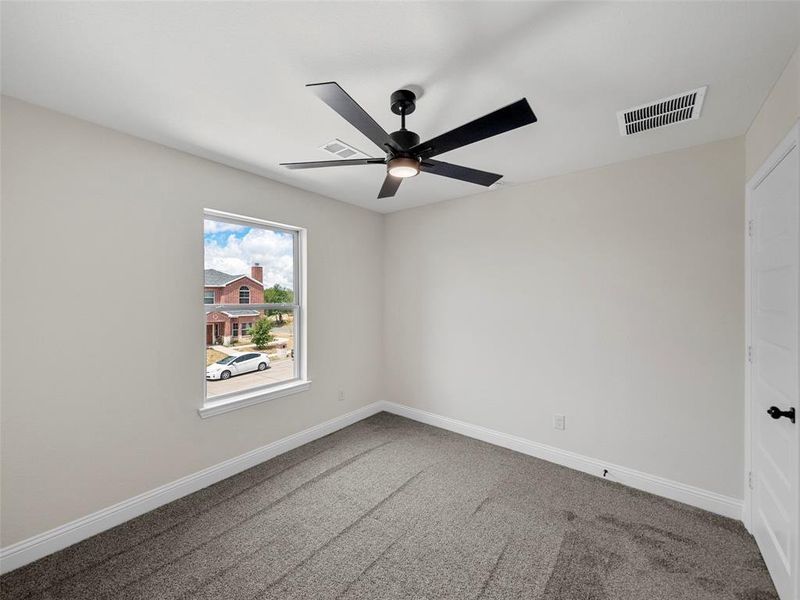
[
  {"left": 319, "top": 138, "right": 372, "bottom": 159},
  {"left": 617, "top": 86, "right": 707, "bottom": 136}
]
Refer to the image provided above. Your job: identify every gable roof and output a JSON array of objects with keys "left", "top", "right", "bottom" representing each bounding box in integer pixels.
[
  {"left": 204, "top": 269, "right": 264, "bottom": 289},
  {"left": 204, "top": 269, "right": 240, "bottom": 286}
]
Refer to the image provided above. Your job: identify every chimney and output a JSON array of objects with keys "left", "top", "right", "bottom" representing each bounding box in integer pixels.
[{"left": 251, "top": 263, "right": 263, "bottom": 283}]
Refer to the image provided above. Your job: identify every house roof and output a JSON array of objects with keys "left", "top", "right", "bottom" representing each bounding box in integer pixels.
[
  {"left": 204, "top": 269, "right": 264, "bottom": 290},
  {"left": 204, "top": 269, "right": 240, "bottom": 286}
]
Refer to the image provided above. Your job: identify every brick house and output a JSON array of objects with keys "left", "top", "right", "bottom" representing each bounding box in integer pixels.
[{"left": 205, "top": 264, "right": 265, "bottom": 345}]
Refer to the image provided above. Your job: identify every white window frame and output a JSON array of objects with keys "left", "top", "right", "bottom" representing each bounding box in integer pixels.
[
  {"left": 200, "top": 209, "right": 309, "bottom": 418},
  {"left": 238, "top": 286, "right": 250, "bottom": 304},
  {"left": 204, "top": 289, "right": 215, "bottom": 304}
]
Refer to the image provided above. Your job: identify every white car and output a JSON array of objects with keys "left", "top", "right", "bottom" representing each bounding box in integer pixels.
[{"left": 206, "top": 352, "right": 270, "bottom": 380}]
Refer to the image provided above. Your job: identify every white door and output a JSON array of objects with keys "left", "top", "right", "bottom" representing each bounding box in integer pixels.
[{"left": 749, "top": 123, "right": 800, "bottom": 600}]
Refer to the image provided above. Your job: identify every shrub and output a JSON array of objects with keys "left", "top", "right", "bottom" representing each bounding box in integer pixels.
[{"left": 250, "top": 317, "right": 274, "bottom": 350}]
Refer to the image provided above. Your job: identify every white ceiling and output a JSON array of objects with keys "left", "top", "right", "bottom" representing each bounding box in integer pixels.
[{"left": 2, "top": 2, "right": 799, "bottom": 213}]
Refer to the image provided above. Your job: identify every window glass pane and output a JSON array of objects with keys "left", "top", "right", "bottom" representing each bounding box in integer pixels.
[
  {"left": 205, "top": 308, "right": 298, "bottom": 399},
  {"left": 263, "top": 282, "right": 295, "bottom": 306},
  {"left": 204, "top": 216, "right": 298, "bottom": 400}
]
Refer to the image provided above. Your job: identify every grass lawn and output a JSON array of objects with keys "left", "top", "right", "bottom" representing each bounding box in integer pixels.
[{"left": 206, "top": 348, "right": 229, "bottom": 366}]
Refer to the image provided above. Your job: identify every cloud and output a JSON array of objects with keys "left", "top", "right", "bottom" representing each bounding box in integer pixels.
[
  {"left": 203, "top": 220, "right": 247, "bottom": 234},
  {"left": 204, "top": 224, "right": 294, "bottom": 290}
]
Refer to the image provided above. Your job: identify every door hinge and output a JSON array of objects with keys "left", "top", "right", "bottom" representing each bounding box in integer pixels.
[
  {"left": 748, "top": 471, "right": 754, "bottom": 491},
  {"left": 747, "top": 346, "right": 753, "bottom": 363},
  {"left": 748, "top": 220, "right": 754, "bottom": 237}
]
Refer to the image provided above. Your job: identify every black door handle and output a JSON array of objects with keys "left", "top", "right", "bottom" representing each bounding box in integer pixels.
[{"left": 767, "top": 406, "right": 796, "bottom": 423}]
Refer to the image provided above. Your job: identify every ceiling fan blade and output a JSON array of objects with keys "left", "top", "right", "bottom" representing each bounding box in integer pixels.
[
  {"left": 411, "top": 99, "right": 536, "bottom": 159},
  {"left": 420, "top": 159, "right": 502, "bottom": 187},
  {"left": 378, "top": 174, "right": 402, "bottom": 198},
  {"left": 307, "top": 82, "right": 393, "bottom": 152},
  {"left": 281, "top": 158, "right": 384, "bottom": 169}
]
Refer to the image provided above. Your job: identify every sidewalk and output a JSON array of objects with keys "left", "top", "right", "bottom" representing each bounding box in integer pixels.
[{"left": 211, "top": 345, "right": 242, "bottom": 356}]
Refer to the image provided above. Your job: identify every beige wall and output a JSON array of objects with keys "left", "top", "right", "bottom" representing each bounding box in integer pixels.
[
  {"left": 746, "top": 44, "right": 800, "bottom": 179},
  {"left": 0, "top": 98, "right": 384, "bottom": 546},
  {"left": 384, "top": 138, "right": 745, "bottom": 499},
  {"left": 3, "top": 63, "right": 789, "bottom": 547}
]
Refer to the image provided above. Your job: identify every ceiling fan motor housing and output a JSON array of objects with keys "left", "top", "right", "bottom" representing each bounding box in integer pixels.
[{"left": 389, "top": 129, "right": 420, "bottom": 152}]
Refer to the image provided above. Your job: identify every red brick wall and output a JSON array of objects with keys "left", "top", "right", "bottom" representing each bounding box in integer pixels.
[
  {"left": 206, "top": 311, "right": 227, "bottom": 323},
  {"left": 206, "top": 277, "right": 264, "bottom": 334},
  {"left": 219, "top": 278, "right": 263, "bottom": 304}
]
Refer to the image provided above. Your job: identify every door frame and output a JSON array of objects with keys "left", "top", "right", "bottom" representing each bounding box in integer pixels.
[{"left": 743, "top": 121, "right": 800, "bottom": 572}]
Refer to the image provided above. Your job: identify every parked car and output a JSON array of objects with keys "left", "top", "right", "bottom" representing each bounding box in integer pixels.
[{"left": 206, "top": 352, "right": 270, "bottom": 380}]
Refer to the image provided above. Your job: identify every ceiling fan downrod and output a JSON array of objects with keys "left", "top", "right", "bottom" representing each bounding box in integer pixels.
[{"left": 388, "top": 89, "right": 420, "bottom": 152}]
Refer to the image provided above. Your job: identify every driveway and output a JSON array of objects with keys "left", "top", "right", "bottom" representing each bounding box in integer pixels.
[{"left": 206, "top": 358, "right": 295, "bottom": 398}]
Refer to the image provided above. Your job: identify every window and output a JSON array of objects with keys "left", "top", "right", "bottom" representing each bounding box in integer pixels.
[{"left": 202, "top": 209, "right": 307, "bottom": 418}]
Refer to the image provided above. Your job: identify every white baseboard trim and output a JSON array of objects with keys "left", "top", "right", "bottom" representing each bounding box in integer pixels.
[
  {"left": 381, "top": 401, "right": 744, "bottom": 521},
  {"left": 0, "top": 401, "right": 384, "bottom": 575},
  {"left": 0, "top": 400, "right": 744, "bottom": 574}
]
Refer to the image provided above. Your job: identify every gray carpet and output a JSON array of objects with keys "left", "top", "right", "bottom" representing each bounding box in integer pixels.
[{"left": 1, "top": 412, "right": 777, "bottom": 599}]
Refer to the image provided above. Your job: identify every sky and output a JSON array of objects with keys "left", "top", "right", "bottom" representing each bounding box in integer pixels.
[{"left": 204, "top": 219, "right": 293, "bottom": 289}]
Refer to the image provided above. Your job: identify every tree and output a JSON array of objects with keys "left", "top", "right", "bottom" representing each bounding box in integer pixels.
[
  {"left": 263, "top": 284, "right": 294, "bottom": 323},
  {"left": 250, "top": 317, "right": 274, "bottom": 350}
]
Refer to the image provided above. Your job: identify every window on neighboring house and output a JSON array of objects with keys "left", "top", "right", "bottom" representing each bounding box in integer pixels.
[{"left": 203, "top": 209, "right": 307, "bottom": 417}]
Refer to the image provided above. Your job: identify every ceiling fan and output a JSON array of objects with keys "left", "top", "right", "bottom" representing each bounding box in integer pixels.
[{"left": 281, "top": 82, "right": 537, "bottom": 199}]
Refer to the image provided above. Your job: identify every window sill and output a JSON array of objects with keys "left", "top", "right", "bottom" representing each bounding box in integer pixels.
[{"left": 198, "top": 379, "right": 311, "bottom": 419}]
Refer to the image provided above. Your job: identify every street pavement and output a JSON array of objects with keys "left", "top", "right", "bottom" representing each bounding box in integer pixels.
[{"left": 206, "top": 358, "right": 295, "bottom": 398}]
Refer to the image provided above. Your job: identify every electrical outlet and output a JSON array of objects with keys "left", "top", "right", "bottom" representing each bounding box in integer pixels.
[
  {"left": 553, "top": 414, "right": 566, "bottom": 431},
  {"left": 338, "top": 390, "right": 345, "bottom": 402}
]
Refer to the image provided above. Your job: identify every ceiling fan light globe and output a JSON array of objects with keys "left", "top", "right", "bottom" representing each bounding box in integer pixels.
[
  {"left": 387, "top": 157, "right": 420, "bottom": 178},
  {"left": 389, "top": 166, "right": 419, "bottom": 178}
]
